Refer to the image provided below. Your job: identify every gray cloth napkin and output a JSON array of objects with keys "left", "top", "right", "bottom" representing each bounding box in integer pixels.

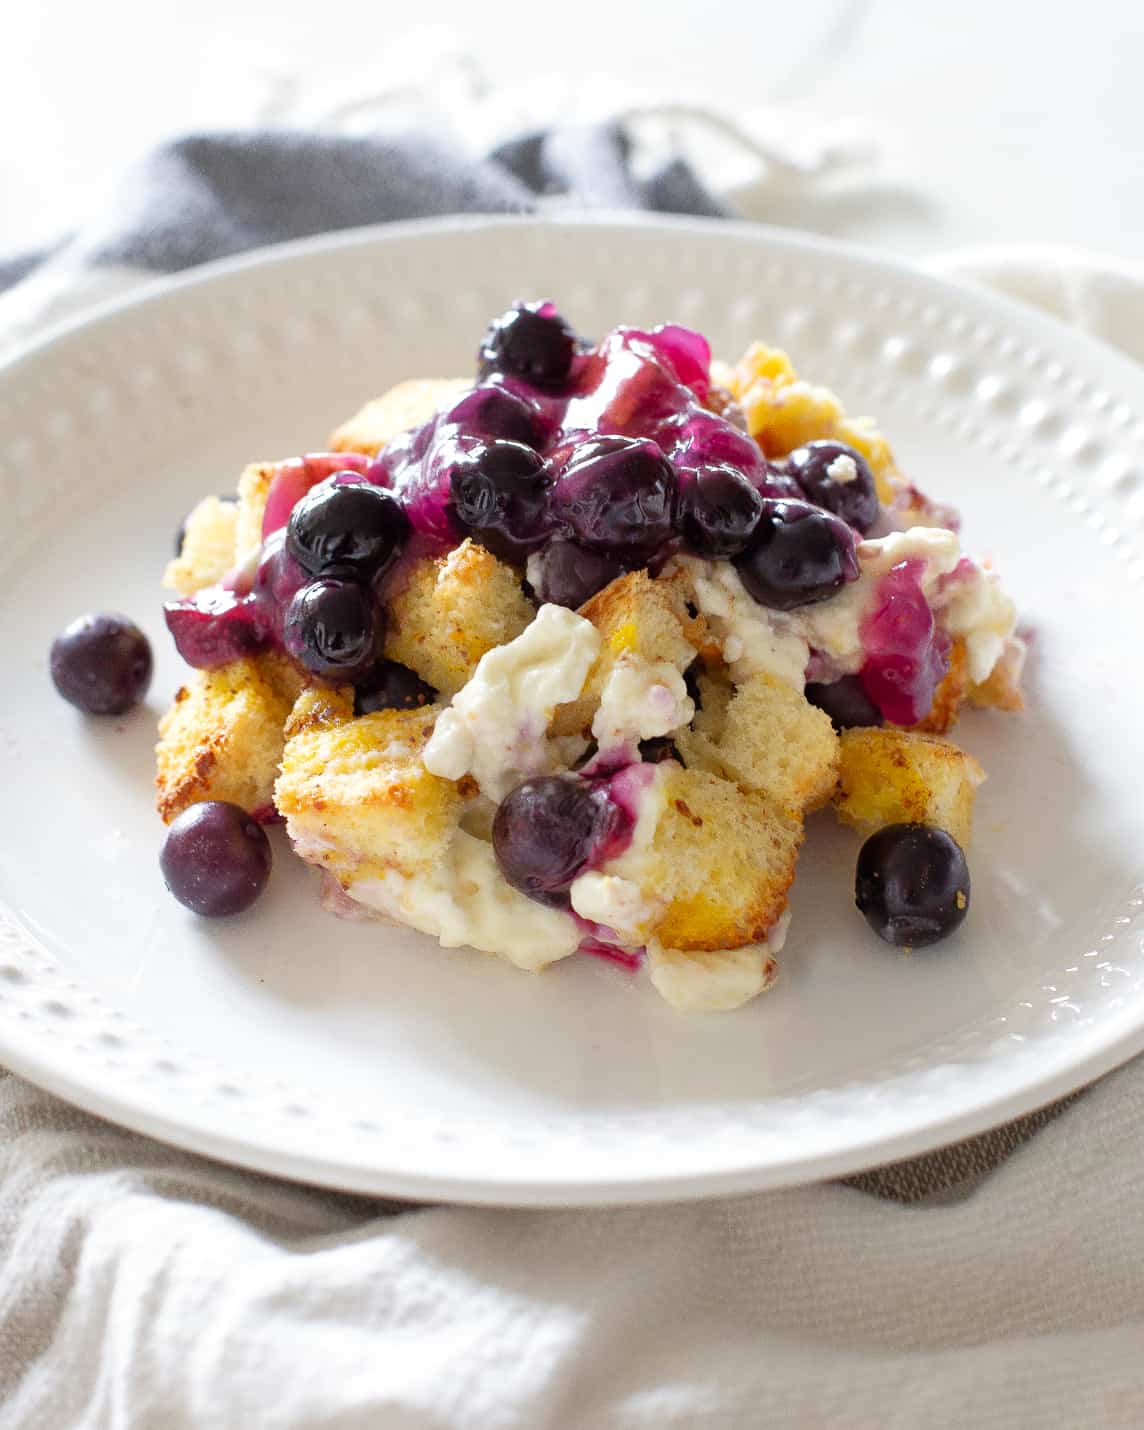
[
  {"left": 0, "top": 124, "right": 726, "bottom": 286},
  {"left": 1, "top": 122, "right": 1063, "bottom": 1209}
]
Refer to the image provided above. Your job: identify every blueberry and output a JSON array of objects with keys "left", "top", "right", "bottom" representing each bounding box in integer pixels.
[
  {"left": 478, "top": 302, "right": 577, "bottom": 388},
  {"left": 50, "top": 613, "right": 153, "bottom": 714},
  {"left": 669, "top": 412, "right": 768, "bottom": 485},
  {"left": 450, "top": 439, "right": 553, "bottom": 561},
  {"left": 283, "top": 579, "right": 384, "bottom": 683},
  {"left": 734, "top": 498, "right": 859, "bottom": 610},
  {"left": 550, "top": 435, "right": 677, "bottom": 557},
  {"left": 677, "top": 463, "right": 764, "bottom": 557},
  {"left": 527, "top": 537, "right": 627, "bottom": 609},
  {"left": 493, "top": 776, "right": 618, "bottom": 905},
  {"left": 855, "top": 823, "right": 970, "bottom": 948},
  {"left": 175, "top": 493, "right": 237, "bottom": 556},
  {"left": 805, "top": 674, "right": 884, "bottom": 729},
  {"left": 354, "top": 660, "right": 438, "bottom": 714},
  {"left": 160, "top": 800, "right": 272, "bottom": 917},
  {"left": 286, "top": 476, "right": 409, "bottom": 579},
  {"left": 785, "top": 440, "right": 880, "bottom": 534},
  {"left": 442, "top": 385, "right": 546, "bottom": 448}
]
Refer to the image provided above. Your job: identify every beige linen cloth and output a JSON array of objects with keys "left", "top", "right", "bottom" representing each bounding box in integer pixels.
[{"left": 1, "top": 245, "right": 1143, "bottom": 1428}]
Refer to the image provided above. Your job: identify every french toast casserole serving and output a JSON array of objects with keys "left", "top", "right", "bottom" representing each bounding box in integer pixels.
[{"left": 156, "top": 302, "right": 1023, "bottom": 1011}]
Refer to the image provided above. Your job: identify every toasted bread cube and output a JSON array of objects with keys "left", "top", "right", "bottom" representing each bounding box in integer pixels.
[
  {"left": 689, "top": 663, "right": 734, "bottom": 739},
  {"left": 724, "top": 342, "right": 899, "bottom": 504},
  {"left": 234, "top": 461, "right": 281, "bottom": 566},
  {"left": 329, "top": 378, "right": 471, "bottom": 456},
  {"left": 968, "top": 636, "right": 1026, "bottom": 713},
  {"left": 383, "top": 540, "right": 535, "bottom": 697},
  {"left": 677, "top": 672, "right": 839, "bottom": 812},
  {"left": 638, "top": 766, "right": 802, "bottom": 952},
  {"left": 155, "top": 653, "right": 302, "bottom": 823},
  {"left": 551, "top": 571, "right": 703, "bottom": 738},
  {"left": 163, "top": 495, "right": 239, "bottom": 595},
  {"left": 275, "top": 687, "right": 462, "bottom": 880},
  {"left": 834, "top": 728, "right": 983, "bottom": 849}
]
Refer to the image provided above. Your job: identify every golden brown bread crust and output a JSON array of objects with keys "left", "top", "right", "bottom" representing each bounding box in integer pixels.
[
  {"left": 163, "top": 495, "right": 239, "bottom": 595},
  {"left": 234, "top": 461, "right": 282, "bottom": 566},
  {"left": 833, "top": 727, "right": 983, "bottom": 849},
  {"left": 551, "top": 570, "right": 703, "bottom": 738},
  {"left": 155, "top": 653, "right": 304, "bottom": 823},
  {"left": 275, "top": 687, "right": 463, "bottom": 880},
  {"left": 641, "top": 766, "right": 803, "bottom": 951},
  {"left": 676, "top": 671, "right": 839, "bottom": 814},
  {"left": 383, "top": 540, "right": 536, "bottom": 696}
]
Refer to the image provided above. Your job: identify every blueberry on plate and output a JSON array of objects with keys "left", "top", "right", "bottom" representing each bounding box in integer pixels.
[
  {"left": 160, "top": 800, "right": 272, "bottom": 917},
  {"left": 785, "top": 439, "right": 880, "bottom": 534},
  {"left": 855, "top": 823, "right": 970, "bottom": 948},
  {"left": 50, "top": 613, "right": 153, "bottom": 715},
  {"left": 286, "top": 476, "right": 409, "bottom": 579},
  {"left": 734, "top": 498, "right": 859, "bottom": 610},
  {"left": 282, "top": 579, "right": 384, "bottom": 683},
  {"left": 493, "top": 775, "right": 618, "bottom": 906},
  {"left": 478, "top": 302, "right": 578, "bottom": 388}
]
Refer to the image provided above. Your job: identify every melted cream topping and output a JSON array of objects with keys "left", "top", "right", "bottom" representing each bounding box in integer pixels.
[
  {"left": 348, "top": 831, "right": 581, "bottom": 971},
  {"left": 422, "top": 603, "right": 601, "bottom": 800},
  {"left": 674, "top": 526, "right": 1016, "bottom": 691}
]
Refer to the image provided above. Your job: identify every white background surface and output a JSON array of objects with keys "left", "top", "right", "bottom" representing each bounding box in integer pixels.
[{"left": 1, "top": 0, "right": 1142, "bottom": 260}]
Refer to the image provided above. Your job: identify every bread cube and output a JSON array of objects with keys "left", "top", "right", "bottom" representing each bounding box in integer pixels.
[
  {"left": 163, "top": 495, "right": 239, "bottom": 595},
  {"left": 677, "top": 671, "right": 839, "bottom": 812},
  {"left": 968, "top": 636, "right": 1026, "bottom": 713},
  {"left": 275, "top": 687, "right": 462, "bottom": 880},
  {"left": 833, "top": 727, "right": 983, "bottom": 849},
  {"left": 383, "top": 539, "right": 536, "bottom": 697},
  {"left": 637, "top": 765, "right": 802, "bottom": 951},
  {"left": 724, "top": 342, "right": 899, "bottom": 504},
  {"left": 234, "top": 460, "right": 281, "bottom": 566},
  {"left": 155, "top": 653, "right": 302, "bottom": 823},
  {"left": 329, "top": 378, "right": 471, "bottom": 456},
  {"left": 551, "top": 570, "right": 704, "bottom": 738}
]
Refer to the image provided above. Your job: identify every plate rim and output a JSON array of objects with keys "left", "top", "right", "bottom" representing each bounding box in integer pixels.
[
  {"left": 2, "top": 211, "right": 1142, "bottom": 1206},
  {"left": 5, "top": 210, "right": 1144, "bottom": 396}
]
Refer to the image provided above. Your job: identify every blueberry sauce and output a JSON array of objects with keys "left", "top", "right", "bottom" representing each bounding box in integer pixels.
[
  {"left": 164, "top": 304, "right": 887, "bottom": 694},
  {"left": 858, "top": 559, "right": 950, "bottom": 726}
]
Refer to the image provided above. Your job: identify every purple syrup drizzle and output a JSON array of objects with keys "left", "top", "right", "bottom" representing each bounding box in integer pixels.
[{"left": 858, "top": 559, "right": 950, "bottom": 725}]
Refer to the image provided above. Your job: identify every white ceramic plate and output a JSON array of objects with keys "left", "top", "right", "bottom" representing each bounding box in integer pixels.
[{"left": 2, "top": 215, "right": 1143, "bottom": 1206}]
